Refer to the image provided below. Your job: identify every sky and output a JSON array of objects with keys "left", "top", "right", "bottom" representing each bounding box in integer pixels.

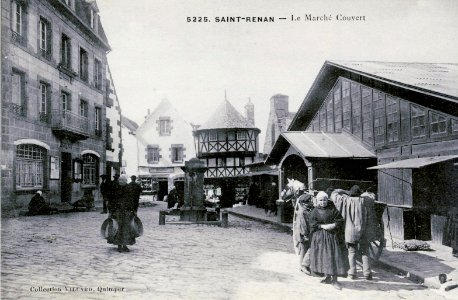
[{"left": 96, "top": 0, "right": 458, "bottom": 149}]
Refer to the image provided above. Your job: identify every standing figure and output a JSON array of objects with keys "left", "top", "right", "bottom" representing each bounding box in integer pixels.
[
  {"left": 309, "top": 191, "right": 347, "bottom": 290},
  {"left": 108, "top": 175, "right": 137, "bottom": 252},
  {"left": 100, "top": 175, "right": 110, "bottom": 214},
  {"left": 265, "top": 182, "right": 278, "bottom": 215},
  {"left": 247, "top": 182, "right": 260, "bottom": 207},
  {"left": 293, "top": 192, "right": 314, "bottom": 274},
  {"left": 167, "top": 185, "right": 179, "bottom": 209},
  {"left": 128, "top": 175, "right": 143, "bottom": 213},
  {"left": 331, "top": 185, "right": 377, "bottom": 280}
]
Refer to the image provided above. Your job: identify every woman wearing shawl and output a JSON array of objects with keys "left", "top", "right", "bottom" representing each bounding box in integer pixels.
[
  {"left": 309, "top": 191, "right": 347, "bottom": 290},
  {"left": 108, "top": 175, "right": 137, "bottom": 252}
]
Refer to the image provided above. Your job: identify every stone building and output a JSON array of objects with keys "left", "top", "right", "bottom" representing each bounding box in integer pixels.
[
  {"left": 1, "top": 0, "right": 117, "bottom": 214},
  {"left": 120, "top": 115, "right": 138, "bottom": 178},
  {"left": 263, "top": 94, "right": 296, "bottom": 155},
  {"left": 268, "top": 61, "right": 458, "bottom": 244},
  {"left": 194, "top": 98, "right": 260, "bottom": 207},
  {"left": 105, "top": 64, "right": 122, "bottom": 179},
  {"left": 135, "top": 98, "right": 196, "bottom": 200}
]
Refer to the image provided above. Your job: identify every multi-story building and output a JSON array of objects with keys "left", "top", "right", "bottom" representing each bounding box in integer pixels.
[
  {"left": 268, "top": 61, "right": 458, "bottom": 244},
  {"left": 194, "top": 98, "right": 260, "bottom": 207},
  {"left": 135, "top": 98, "right": 196, "bottom": 200},
  {"left": 105, "top": 64, "right": 122, "bottom": 179},
  {"left": 1, "top": 0, "right": 115, "bottom": 215},
  {"left": 120, "top": 115, "right": 138, "bottom": 177},
  {"left": 263, "top": 94, "right": 296, "bottom": 155}
]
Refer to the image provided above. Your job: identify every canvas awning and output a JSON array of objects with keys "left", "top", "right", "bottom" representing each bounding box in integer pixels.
[
  {"left": 281, "top": 132, "right": 376, "bottom": 158},
  {"left": 368, "top": 155, "right": 458, "bottom": 170}
]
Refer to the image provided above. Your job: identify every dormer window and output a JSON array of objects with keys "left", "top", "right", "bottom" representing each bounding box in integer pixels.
[{"left": 90, "top": 9, "right": 98, "bottom": 32}]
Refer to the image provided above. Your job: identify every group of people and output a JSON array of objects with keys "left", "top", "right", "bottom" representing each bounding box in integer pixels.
[
  {"left": 100, "top": 174, "right": 143, "bottom": 252},
  {"left": 247, "top": 182, "right": 278, "bottom": 215},
  {"left": 294, "top": 185, "right": 377, "bottom": 290}
]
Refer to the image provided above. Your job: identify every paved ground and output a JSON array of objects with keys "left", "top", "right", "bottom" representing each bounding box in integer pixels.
[{"left": 0, "top": 199, "right": 451, "bottom": 300}]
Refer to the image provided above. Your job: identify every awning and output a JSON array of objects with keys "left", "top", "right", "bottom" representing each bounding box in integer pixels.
[
  {"left": 368, "top": 155, "right": 458, "bottom": 170},
  {"left": 281, "top": 132, "right": 376, "bottom": 158}
]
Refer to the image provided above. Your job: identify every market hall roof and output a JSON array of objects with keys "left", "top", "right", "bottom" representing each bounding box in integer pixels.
[
  {"left": 198, "top": 100, "right": 259, "bottom": 131},
  {"left": 267, "top": 131, "right": 376, "bottom": 164},
  {"left": 289, "top": 61, "right": 458, "bottom": 131}
]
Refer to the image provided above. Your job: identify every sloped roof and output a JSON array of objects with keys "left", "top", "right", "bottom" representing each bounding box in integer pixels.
[
  {"left": 121, "top": 115, "right": 139, "bottom": 132},
  {"left": 289, "top": 60, "right": 458, "bottom": 131},
  {"left": 199, "top": 100, "right": 258, "bottom": 130},
  {"left": 281, "top": 132, "right": 375, "bottom": 158},
  {"left": 329, "top": 61, "right": 458, "bottom": 99}
]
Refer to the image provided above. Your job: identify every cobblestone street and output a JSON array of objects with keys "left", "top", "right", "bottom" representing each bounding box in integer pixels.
[{"left": 1, "top": 200, "right": 448, "bottom": 300}]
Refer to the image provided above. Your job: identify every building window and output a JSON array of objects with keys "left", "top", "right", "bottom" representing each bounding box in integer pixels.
[
  {"left": 39, "top": 17, "right": 52, "bottom": 60},
  {"left": 61, "top": 91, "right": 71, "bottom": 111},
  {"left": 95, "top": 107, "right": 101, "bottom": 136},
  {"left": 351, "top": 82, "right": 362, "bottom": 137},
  {"left": 171, "top": 145, "right": 184, "bottom": 163},
  {"left": 79, "top": 48, "right": 88, "bottom": 82},
  {"left": 411, "top": 105, "right": 426, "bottom": 139},
  {"left": 361, "top": 87, "right": 373, "bottom": 143},
  {"left": 319, "top": 105, "right": 326, "bottom": 131},
  {"left": 227, "top": 131, "right": 235, "bottom": 141},
  {"left": 430, "top": 111, "right": 447, "bottom": 136},
  {"left": 208, "top": 131, "right": 217, "bottom": 141},
  {"left": 64, "top": 0, "right": 74, "bottom": 10},
  {"left": 90, "top": 9, "right": 98, "bottom": 31},
  {"left": 342, "top": 80, "right": 351, "bottom": 131},
  {"left": 11, "top": 1, "right": 26, "bottom": 45},
  {"left": 158, "top": 118, "right": 171, "bottom": 135},
  {"left": 11, "top": 70, "right": 25, "bottom": 116},
  {"left": 326, "top": 95, "right": 333, "bottom": 132},
  {"left": 217, "top": 158, "right": 226, "bottom": 167},
  {"left": 15, "top": 144, "right": 45, "bottom": 189},
  {"left": 61, "top": 34, "right": 71, "bottom": 68},
  {"left": 80, "top": 99, "right": 88, "bottom": 118},
  {"left": 82, "top": 154, "right": 98, "bottom": 185},
  {"left": 147, "top": 146, "right": 160, "bottom": 164},
  {"left": 452, "top": 119, "right": 458, "bottom": 134},
  {"left": 39, "top": 82, "right": 50, "bottom": 123},
  {"left": 373, "top": 91, "right": 386, "bottom": 145},
  {"left": 334, "top": 83, "right": 342, "bottom": 132},
  {"left": 94, "top": 59, "right": 102, "bottom": 89},
  {"left": 386, "top": 96, "right": 399, "bottom": 143},
  {"left": 237, "top": 131, "right": 247, "bottom": 140}
]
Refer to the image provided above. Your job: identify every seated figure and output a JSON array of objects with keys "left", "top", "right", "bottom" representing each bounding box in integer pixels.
[{"left": 28, "top": 191, "right": 56, "bottom": 216}]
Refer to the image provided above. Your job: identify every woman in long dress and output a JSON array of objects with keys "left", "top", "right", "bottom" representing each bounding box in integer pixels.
[
  {"left": 108, "top": 175, "right": 137, "bottom": 252},
  {"left": 309, "top": 191, "right": 347, "bottom": 290}
]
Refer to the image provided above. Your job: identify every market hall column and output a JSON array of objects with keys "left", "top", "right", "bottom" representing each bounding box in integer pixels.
[{"left": 180, "top": 158, "right": 207, "bottom": 222}]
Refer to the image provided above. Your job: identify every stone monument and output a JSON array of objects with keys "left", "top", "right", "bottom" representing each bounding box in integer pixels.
[{"left": 180, "top": 158, "right": 207, "bottom": 222}]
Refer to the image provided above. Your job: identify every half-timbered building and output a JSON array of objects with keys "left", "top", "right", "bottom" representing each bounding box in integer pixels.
[
  {"left": 268, "top": 61, "right": 458, "bottom": 244},
  {"left": 195, "top": 99, "right": 260, "bottom": 207}
]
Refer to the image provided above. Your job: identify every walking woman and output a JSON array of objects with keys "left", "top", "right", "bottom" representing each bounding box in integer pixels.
[
  {"left": 309, "top": 191, "right": 347, "bottom": 290},
  {"left": 108, "top": 175, "right": 137, "bottom": 252}
]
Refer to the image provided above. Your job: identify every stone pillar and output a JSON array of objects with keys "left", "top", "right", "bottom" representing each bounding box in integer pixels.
[{"left": 180, "top": 158, "right": 207, "bottom": 222}]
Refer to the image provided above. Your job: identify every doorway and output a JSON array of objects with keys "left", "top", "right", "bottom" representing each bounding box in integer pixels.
[{"left": 61, "top": 152, "right": 72, "bottom": 202}]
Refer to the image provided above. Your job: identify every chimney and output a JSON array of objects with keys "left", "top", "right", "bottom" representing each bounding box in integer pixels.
[
  {"left": 244, "top": 97, "right": 255, "bottom": 126},
  {"left": 145, "top": 109, "right": 150, "bottom": 119}
]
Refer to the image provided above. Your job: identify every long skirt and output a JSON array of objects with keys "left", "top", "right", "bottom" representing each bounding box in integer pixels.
[
  {"left": 309, "top": 229, "right": 347, "bottom": 276},
  {"left": 108, "top": 211, "right": 136, "bottom": 246}
]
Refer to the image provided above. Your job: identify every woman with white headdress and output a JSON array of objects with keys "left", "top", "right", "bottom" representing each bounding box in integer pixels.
[
  {"left": 107, "top": 174, "right": 137, "bottom": 252},
  {"left": 309, "top": 191, "right": 347, "bottom": 290}
]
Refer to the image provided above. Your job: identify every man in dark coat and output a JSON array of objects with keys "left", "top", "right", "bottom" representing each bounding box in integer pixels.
[
  {"left": 100, "top": 175, "right": 110, "bottom": 214},
  {"left": 128, "top": 175, "right": 143, "bottom": 213},
  {"left": 167, "top": 185, "right": 179, "bottom": 209}
]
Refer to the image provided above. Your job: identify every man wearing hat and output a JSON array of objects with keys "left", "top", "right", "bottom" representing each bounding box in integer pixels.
[
  {"left": 100, "top": 175, "right": 110, "bottom": 214},
  {"left": 128, "top": 175, "right": 142, "bottom": 213}
]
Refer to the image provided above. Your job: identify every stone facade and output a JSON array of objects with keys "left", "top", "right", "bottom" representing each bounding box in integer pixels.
[{"left": 1, "top": 0, "right": 116, "bottom": 215}]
